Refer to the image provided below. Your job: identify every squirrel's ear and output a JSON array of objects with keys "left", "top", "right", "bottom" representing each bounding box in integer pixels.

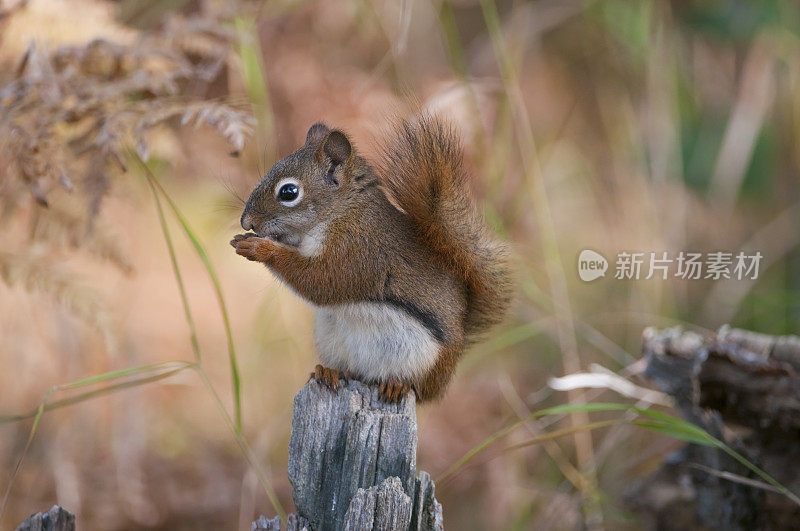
[
  {"left": 306, "top": 123, "right": 330, "bottom": 145},
  {"left": 322, "top": 130, "right": 352, "bottom": 166}
]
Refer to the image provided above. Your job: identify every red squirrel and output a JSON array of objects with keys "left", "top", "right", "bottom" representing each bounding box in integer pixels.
[{"left": 231, "top": 116, "right": 512, "bottom": 402}]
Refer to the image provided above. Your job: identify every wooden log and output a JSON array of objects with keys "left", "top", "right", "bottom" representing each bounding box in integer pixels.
[
  {"left": 17, "top": 380, "right": 440, "bottom": 531},
  {"left": 342, "top": 477, "right": 412, "bottom": 531},
  {"left": 635, "top": 326, "right": 800, "bottom": 529},
  {"left": 254, "top": 378, "right": 443, "bottom": 531},
  {"left": 410, "top": 472, "right": 443, "bottom": 531},
  {"left": 251, "top": 513, "right": 310, "bottom": 530},
  {"left": 643, "top": 325, "right": 800, "bottom": 432}
]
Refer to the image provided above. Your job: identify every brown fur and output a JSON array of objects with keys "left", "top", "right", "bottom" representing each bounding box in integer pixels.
[
  {"left": 376, "top": 116, "right": 513, "bottom": 341},
  {"left": 232, "top": 116, "right": 512, "bottom": 401}
]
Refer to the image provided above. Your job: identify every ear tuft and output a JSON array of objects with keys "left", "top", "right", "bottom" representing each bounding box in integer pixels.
[
  {"left": 306, "top": 123, "right": 330, "bottom": 145},
  {"left": 323, "top": 130, "right": 352, "bottom": 165}
]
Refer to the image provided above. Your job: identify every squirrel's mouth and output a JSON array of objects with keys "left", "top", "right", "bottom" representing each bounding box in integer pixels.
[
  {"left": 271, "top": 232, "right": 301, "bottom": 247},
  {"left": 256, "top": 225, "right": 300, "bottom": 248},
  {"left": 252, "top": 217, "right": 302, "bottom": 248}
]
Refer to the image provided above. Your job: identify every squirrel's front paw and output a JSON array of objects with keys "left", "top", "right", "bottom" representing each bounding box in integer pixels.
[{"left": 230, "top": 233, "right": 274, "bottom": 262}]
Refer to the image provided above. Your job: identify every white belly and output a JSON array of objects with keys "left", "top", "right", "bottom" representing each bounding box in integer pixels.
[{"left": 314, "top": 302, "right": 441, "bottom": 382}]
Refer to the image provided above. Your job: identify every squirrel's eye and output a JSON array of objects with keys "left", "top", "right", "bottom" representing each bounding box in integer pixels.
[
  {"left": 274, "top": 178, "right": 303, "bottom": 206},
  {"left": 277, "top": 183, "right": 299, "bottom": 202}
]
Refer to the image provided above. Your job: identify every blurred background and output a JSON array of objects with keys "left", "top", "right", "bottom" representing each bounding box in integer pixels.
[{"left": 1, "top": 0, "right": 798, "bottom": 529}]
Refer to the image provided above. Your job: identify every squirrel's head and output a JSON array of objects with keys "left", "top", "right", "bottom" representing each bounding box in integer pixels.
[{"left": 240, "top": 123, "right": 367, "bottom": 248}]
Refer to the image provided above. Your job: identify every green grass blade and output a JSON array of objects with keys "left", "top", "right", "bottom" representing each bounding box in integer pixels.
[
  {"left": 0, "top": 361, "right": 193, "bottom": 524},
  {"left": 437, "top": 402, "right": 630, "bottom": 484},
  {"left": 437, "top": 400, "right": 800, "bottom": 506},
  {"left": 461, "top": 322, "right": 545, "bottom": 372},
  {"left": 132, "top": 153, "right": 283, "bottom": 515},
  {"left": 192, "top": 367, "right": 286, "bottom": 519},
  {"left": 439, "top": 419, "right": 623, "bottom": 486},
  {"left": 533, "top": 402, "right": 632, "bottom": 417},
  {"left": 0, "top": 361, "right": 194, "bottom": 423},
  {"left": 631, "top": 414, "right": 800, "bottom": 506},
  {"left": 0, "top": 398, "right": 48, "bottom": 524},
  {"left": 633, "top": 408, "right": 718, "bottom": 439},
  {"left": 436, "top": 1, "right": 468, "bottom": 79},
  {"left": 133, "top": 153, "right": 243, "bottom": 435},
  {"left": 435, "top": 420, "right": 518, "bottom": 485},
  {"left": 630, "top": 420, "right": 716, "bottom": 446},
  {"left": 31, "top": 367, "right": 189, "bottom": 417},
  {"left": 57, "top": 361, "right": 192, "bottom": 390},
  {"left": 234, "top": 15, "right": 276, "bottom": 158},
  {"left": 504, "top": 419, "right": 624, "bottom": 453},
  {"left": 146, "top": 167, "right": 202, "bottom": 363},
  {"left": 715, "top": 436, "right": 800, "bottom": 507},
  {"left": 131, "top": 152, "right": 286, "bottom": 515}
]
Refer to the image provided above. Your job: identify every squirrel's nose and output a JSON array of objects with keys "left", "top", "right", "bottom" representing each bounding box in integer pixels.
[{"left": 241, "top": 212, "right": 255, "bottom": 231}]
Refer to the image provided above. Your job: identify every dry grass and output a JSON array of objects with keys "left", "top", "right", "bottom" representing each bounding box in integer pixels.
[{"left": 1, "top": 0, "right": 798, "bottom": 529}]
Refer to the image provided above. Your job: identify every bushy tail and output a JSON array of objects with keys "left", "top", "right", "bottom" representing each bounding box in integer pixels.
[{"left": 377, "top": 115, "right": 513, "bottom": 340}]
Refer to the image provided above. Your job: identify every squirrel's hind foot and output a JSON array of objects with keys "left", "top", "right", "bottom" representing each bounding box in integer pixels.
[
  {"left": 309, "top": 364, "right": 349, "bottom": 391},
  {"left": 377, "top": 380, "right": 411, "bottom": 403}
]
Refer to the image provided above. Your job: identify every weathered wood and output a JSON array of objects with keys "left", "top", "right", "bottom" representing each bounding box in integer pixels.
[
  {"left": 18, "top": 380, "right": 440, "bottom": 531},
  {"left": 343, "top": 477, "right": 412, "bottom": 531},
  {"left": 643, "top": 325, "right": 800, "bottom": 432},
  {"left": 254, "top": 378, "right": 443, "bottom": 531},
  {"left": 409, "top": 472, "right": 443, "bottom": 531},
  {"left": 635, "top": 326, "right": 800, "bottom": 529},
  {"left": 16, "top": 505, "right": 75, "bottom": 531},
  {"left": 252, "top": 515, "right": 282, "bottom": 530},
  {"left": 251, "top": 513, "right": 310, "bottom": 530}
]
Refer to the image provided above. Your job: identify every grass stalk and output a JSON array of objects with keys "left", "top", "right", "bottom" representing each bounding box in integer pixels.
[
  {"left": 437, "top": 401, "right": 800, "bottom": 507},
  {"left": 133, "top": 153, "right": 243, "bottom": 435},
  {"left": 192, "top": 366, "right": 286, "bottom": 519},
  {"left": 0, "top": 362, "right": 194, "bottom": 424},
  {"left": 234, "top": 15, "right": 277, "bottom": 162},
  {"left": 134, "top": 153, "right": 285, "bottom": 516},
  {"left": 0, "top": 361, "right": 194, "bottom": 524},
  {"left": 146, "top": 166, "right": 202, "bottom": 363},
  {"left": 477, "top": 0, "right": 599, "bottom": 520},
  {"left": 499, "top": 378, "right": 604, "bottom": 507},
  {"left": 434, "top": 0, "right": 488, "bottom": 151},
  {"left": 0, "top": 397, "right": 49, "bottom": 525}
]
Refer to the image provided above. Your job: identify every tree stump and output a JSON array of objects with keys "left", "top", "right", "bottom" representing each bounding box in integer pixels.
[
  {"left": 631, "top": 325, "right": 800, "bottom": 529},
  {"left": 254, "top": 378, "right": 443, "bottom": 531},
  {"left": 16, "top": 506, "right": 75, "bottom": 531}
]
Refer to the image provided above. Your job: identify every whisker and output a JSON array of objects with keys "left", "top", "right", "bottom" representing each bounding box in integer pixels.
[
  {"left": 217, "top": 174, "right": 246, "bottom": 205},
  {"left": 213, "top": 200, "right": 246, "bottom": 214}
]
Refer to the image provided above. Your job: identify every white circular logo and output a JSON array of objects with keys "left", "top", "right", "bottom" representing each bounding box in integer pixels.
[{"left": 578, "top": 249, "right": 608, "bottom": 282}]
